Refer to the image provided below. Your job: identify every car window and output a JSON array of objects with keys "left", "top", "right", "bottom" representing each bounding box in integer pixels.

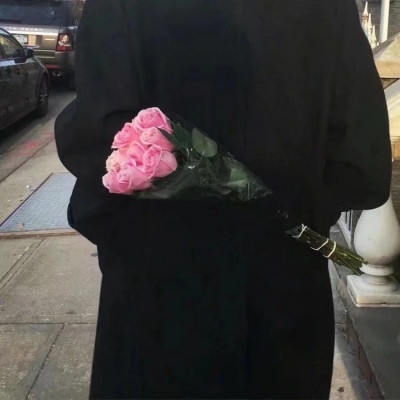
[
  {"left": 0, "top": 1, "right": 64, "bottom": 26},
  {"left": 0, "top": 35, "right": 24, "bottom": 59}
]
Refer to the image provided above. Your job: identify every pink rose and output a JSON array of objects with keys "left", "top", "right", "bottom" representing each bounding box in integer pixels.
[
  {"left": 142, "top": 146, "right": 161, "bottom": 176},
  {"left": 142, "top": 146, "right": 178, "bottom": 178},
  {"left": 102, "top": 171, "right": 132, "bottom": 195},
  {"left": 112, "top": 122, "right": 141, "bottom": 149},
  {"left": 140, "top": 127, "right": 174, "bottom": 152},
  {"left": 132, "top": 107, "right": 173, "bottom": 133},
  {"left": 154, "top": 151, "right": 178, "bottom": 178},
  {"left": 126, "top": 141, "right": 147, "bottom": 166},
  {"left": 119, "top": 159, "right": 153, "bottom": 191},
  {"left": 106, "top": 150, "right": 126, "bottom": 173}
]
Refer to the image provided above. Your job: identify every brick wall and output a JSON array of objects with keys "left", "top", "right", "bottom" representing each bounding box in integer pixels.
[{"left": 355, "top": 0, "right": 400, "bottom": 39}]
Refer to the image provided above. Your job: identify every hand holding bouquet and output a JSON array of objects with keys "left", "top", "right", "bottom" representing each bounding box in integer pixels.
[{"left": 103, "top": 107, "right": 366, "bottom": 275}]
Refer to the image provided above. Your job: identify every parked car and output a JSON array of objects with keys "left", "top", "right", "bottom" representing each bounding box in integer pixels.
[
  {"left": 0, "top": 0, "right": 85, "bottom": 90},
  {"left": 0, "top": 28, "right": 50, "bottom": 130}
]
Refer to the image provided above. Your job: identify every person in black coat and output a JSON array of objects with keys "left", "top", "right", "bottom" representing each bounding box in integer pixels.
[{"left": 55, "top": 0, "right": 392, "bottom": 398}]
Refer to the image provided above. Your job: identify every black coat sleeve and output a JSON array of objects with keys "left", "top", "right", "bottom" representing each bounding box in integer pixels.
[
  {"left": 55, "top": 0, "right": 146, "bottom": 245},
  {"left": 325, "top": 0, "right": 392, "bottom": 211}
]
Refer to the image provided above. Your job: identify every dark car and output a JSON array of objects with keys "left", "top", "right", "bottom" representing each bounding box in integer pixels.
[
  {"left": 0, "top": 0, "right": 85, "bottom": 90},
  {"left": 0, "top": 28, "right": 50, "bottom": 130}
]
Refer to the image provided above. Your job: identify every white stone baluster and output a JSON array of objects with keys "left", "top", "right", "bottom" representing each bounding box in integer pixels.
[
  {"left": 347, "top": 196, "right": 400, "bottom": 307},
  {"left": 367, "top": 14, "right": 373, "bottom": 44},
  {"left": 362, "top": 2, "right": 369, "bottom": 35},
  {"left": 371, "top": 25, "right": 379, "bottom": 49}
]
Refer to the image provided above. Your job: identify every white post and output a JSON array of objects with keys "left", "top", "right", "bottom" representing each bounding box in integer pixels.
[
  {"left": 380, "top": 0, "right": 391, "bottom": 43},
  {"left": 347, "top": 196, "right": 400, "bottom": 306}
]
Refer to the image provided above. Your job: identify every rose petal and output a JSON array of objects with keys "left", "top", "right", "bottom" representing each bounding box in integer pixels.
[
  {"left": 106, "top": 150, "right": 126, "bottom": 173},
  {"left": 112, "top": 122, "right": 141, "bottom": 149},
  {"left": 132, "top": 108, "right": 173, "bottom": 133},
  {"left": 126, "top": 141, "right": 147, "bottom": 165},
  {"left": 120, "top": 160, "right": 153, "bottom": 190},
  {"left": 140, "top": 127, "right": 174, "bottom": 151},
  {"left": 103, "top": 172, "right": 132, "bottom": 194},
  {"left": 142, "top": 146, "right": 162, "bottom": 176},
  {"left": 153, "top": 151, "right": 178, "bottom": 178}
]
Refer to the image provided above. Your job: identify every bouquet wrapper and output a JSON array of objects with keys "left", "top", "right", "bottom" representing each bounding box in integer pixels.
[
  {"left": 105, "top": 110, "right": 366, "bottom": 275},
  {"left": 133, "top": 114, "right": 299, "bottom": 232}
]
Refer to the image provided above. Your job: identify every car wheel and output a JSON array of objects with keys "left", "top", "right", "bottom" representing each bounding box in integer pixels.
[
  {"left": 67, "top": 73, "right": 76, "bottom": 91},
  {"left": 34, "top": 78, "right": 49, "bottom": 118}
]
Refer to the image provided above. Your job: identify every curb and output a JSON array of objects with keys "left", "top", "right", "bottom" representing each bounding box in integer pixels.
[
  {"left": 336, "top": 275, "right": 388, "bottom": 400},
  {"left": 0, "top": 229, "right": 78, "bottom": 240},
  {"left": 346, "top": 316, "right": 384, "bottom": 400}
]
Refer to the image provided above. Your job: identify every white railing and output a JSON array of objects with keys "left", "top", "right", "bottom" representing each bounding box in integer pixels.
[
  {"left": 337, "top": 200, "right": 400, "bottom": 308},
  {"left": 338, "top": 2, "right": 400, "bottom": 307},
  {"left": 347, "top": 197, "right": 400, "bottom": 306},
  {"left": 338, "top": 211, "right": 353, "bottom": 247},
  {"left": 362, "top": 2, "right": 380, "bottom": 48}
]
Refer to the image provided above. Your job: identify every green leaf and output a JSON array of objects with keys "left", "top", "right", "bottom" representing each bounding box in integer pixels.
[
  {"left": 227, "top": 165, "right": 251, "bottom": 189},
  {"left": 192, "top": 128, "right": 218, "bottom": 158},
  {"left": 161, "top": 122, "right": 193, "bottom": 157},
  {"left": 173, "top": 123, "right": 193, "bottom": 150}
]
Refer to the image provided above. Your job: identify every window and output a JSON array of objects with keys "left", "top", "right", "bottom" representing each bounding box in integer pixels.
[
  {"left": 0, "top": 35, "right": 24, "bottom": 59},
  {"left": 0, "top": 1, "right": 64, "bottom": 26}
]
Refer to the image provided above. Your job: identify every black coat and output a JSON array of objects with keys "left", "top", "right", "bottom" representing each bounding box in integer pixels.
[{"left": 55, "top": 1, "right": 392, "bottom": 398}]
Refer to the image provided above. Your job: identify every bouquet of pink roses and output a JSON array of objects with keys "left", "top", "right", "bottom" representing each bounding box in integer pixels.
[
  {"left": 103, "top": 107, "right": 271, "bottom": 201},
  {"left": 103, "top": 107, "right": 366, "bottom": 275},
  {"left": 103, "top": 108, "right": 178, "bottom": 195}
]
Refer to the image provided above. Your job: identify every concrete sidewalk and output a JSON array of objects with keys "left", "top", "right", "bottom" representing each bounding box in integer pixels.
[{"left": 0, "top": 135, "right": 369, "bottom": 399}]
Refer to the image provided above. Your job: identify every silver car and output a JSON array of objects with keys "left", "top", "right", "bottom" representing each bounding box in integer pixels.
[{"left": 0, "top": 0, "right": 85, "bottom": 90}]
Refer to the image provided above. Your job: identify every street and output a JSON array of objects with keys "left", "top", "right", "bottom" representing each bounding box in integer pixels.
[
  {"left": 0, "top": 86, "right": 370, "bottom": 399},
  {"left": 0, "top": 83, "right": 75, "bottom": 161}
]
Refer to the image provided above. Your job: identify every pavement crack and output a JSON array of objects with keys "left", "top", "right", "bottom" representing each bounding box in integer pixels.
[
  {"left": 0, "top": 239, "right": 45, "bottom": 294},
  {"left": 25, "top": 324, "right": 65, "bottom": 400}
]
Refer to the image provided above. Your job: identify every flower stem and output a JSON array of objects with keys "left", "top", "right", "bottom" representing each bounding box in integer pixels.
[{"left": 287, "top": 225, "right": 366, "bottom": 275}]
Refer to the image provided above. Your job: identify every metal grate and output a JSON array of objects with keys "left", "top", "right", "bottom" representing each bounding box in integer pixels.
[{"left": 0, "top": 173, "right": 76, "bottom": 233}]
